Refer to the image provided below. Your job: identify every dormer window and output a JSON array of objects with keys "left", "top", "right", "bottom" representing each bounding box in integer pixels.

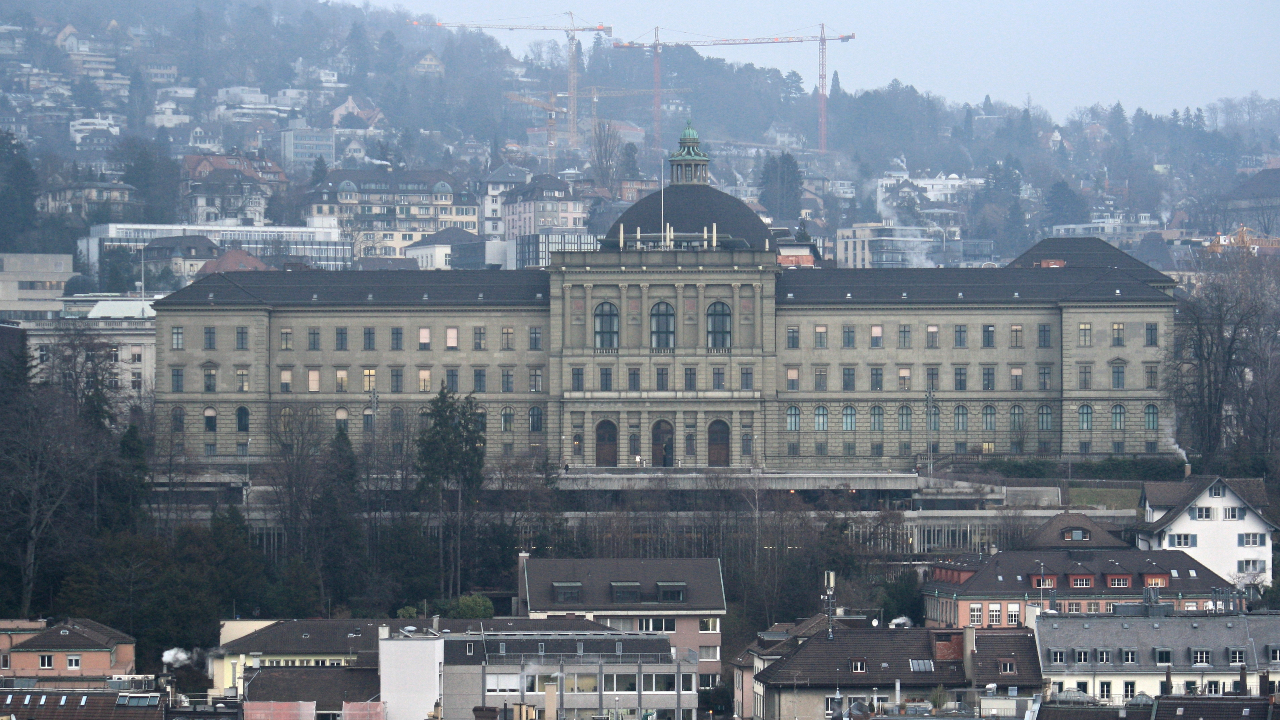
[
  {"left": 612, "top": 582, "right": 641, "bottom": 604},
  {"left": 1062, "top": 529, "right": 1091, "bottom": 541},
  {"left": 657, "top": 582, "right": 686, "bottom": 603},
  {"left": 553, "top": 581, "right": 582, "bottom": 604},
  {"left": 1034, "top": 576, "right": 1055, "bottom": 589},
  {"left": 1210, "top": 484, "right": 1225, "bottom": 498},
  {"left": 850, "top": 660, "right": 866, "bottom": 672}
]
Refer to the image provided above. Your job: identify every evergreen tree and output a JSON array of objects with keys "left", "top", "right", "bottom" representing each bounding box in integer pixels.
[
  {"left": 1003, "top": 197, "right": 1029, "bottom": 251},
  {"left": 1044, "top": 180, "right": 1089, "bottom": 228},
  {"left": 759, "top": 153, "right": 802, "bottom": 224},
  {"left": 618, "top": 143, "right": 640, "bottom": 180},
  {"left": 829, "top": 71, "right": 843, "bottom": 98},
  {"left": 0, "top": 132, "right": 37, "bottom": 251},
  {"left": 416, "top": 386, "right": 486, "bottom": 597},
  {"left": 309, "top": 156, "right": 328, "bottom": 187},
  {"left": 982, "top": 94, "right": 995, "bottom": 115},
  {"left": 375, "top": 30, "right": 403, "bottom": 75}
]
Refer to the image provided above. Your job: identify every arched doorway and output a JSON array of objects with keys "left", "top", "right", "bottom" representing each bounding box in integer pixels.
[
  {"left": 652, "top": 420, "right": 674, "bottom": 467},
  {"left": 596, "top": 420, "right": 618, "bottom": 467},
  {"left": 708, "top": 420, "right": 731, "bottom": 467}
]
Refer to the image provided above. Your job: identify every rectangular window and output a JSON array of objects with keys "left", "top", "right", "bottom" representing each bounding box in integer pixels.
[
  {"left": 363, "top": 327, "right": 376, "bottom": 351},
  {"left": 954, "top": 324, "right": 968, "bottom": 348},
  {"left": 815, "top": 368, "right": 828, "bottom": 391},
  {"left": 843, "top": 367, "right": 856, "bottom": 391},
  {"left": 309, "top": 369, "right": 321, "bottom": 392},
  {"left": 445, "top": 369, "right": 458, "bottom": 392},
  {"left": 599, "top": 367, "right": 612, "bottom": 391},
  {"left": 684, "top": 367, "right": 697, "bottom": 391},
  {"left": 1146, "top": 323, "right": 1158, "bottom": 347},
  {"left": 501, "top": 327, "right": 514, "bottom": 350},
  {"left": 1079, "top": 366, "right": 1092, "bottom": 389},
  {"left": 1124, "top": 681, "right": 1136, "bottom": 699},
  {"left": 898, "top": 324, "right": 911, "bottom": 348},
  {"left": 870, "top": 325, "right": 883, "bottom": 348},
  {"left": 237, "top": 327, "right": 251, "bottom": 350},
  {"left": 740, "top": 367, "right": 754, "bottom": 390},
  {"left": 335, "top": 327, "right": 348, "bottom": 351},
  {"left": 842, "top": 326, "right": 855, "bottom": 348},
  {"left": 631, "top": 367, "right": 642, "bottom": 391},
  {"left": 657, "top": 367, "right": 669, "bottom": 391},
  {"left": 473, "top": 368, "right": 486, "bottom": 393},
  {"left": 1110, "top": 576, "right": 1129, "bottom": 588},
  {"left": 1146, "top": 366, "right": 1158, "bottom": 389},
  {"left": 742, "top": 434, "right": 753, "bottom": 455},
  {"left": 1112, "top": 322, "right": 1125, "bottom": 347},
  {"left": 1010, "top": 324, "right": 1023, "bottom": 348},
  {"left": 473, "top": 327, "right": 486, "bottom": 350},
  {"left": 1099, "top": 681, "right": 1111, "bottom": 700},
  {"left": 529, "top": 368, "right": 543, "bottom": 392},
  {"left": 898, "top": 367, "right": 911, "bottom": 391},
  {"left": 1010, "top": 367, "right": 1023, "bottom": 390},
  {"left": 926, "top": 325, "right": 939, "bottom": 348},
  {"left": 1169, "top": 534, "right": 1196, "bottom": 547},
  {"left": 390, "top": 368, "right": 403, "bottom": 393},
  {"left": 390, "top": 327, "right": 403, "bottom": 350},
  {"left": 982, "top": 325, "right": 995, "bottom": 348},
  {"left": 571, "top": 367, "right": 584, "bottom": 391},
  {"left": 1007, "top": 605, "right": 1020, "bottom": 625},
  {"left": 235, "top": 368, "right": 249, "bottom": 392},
  {"left": 1112, "top": 365, "right": 1125, "bottom": 389},
  {"left": 529, "top": 327, "right": 543, "bottom": 350},
  {"left": 982, "top": 367, "right": 995, "bottom": 391},
  {"left": 309, "top": 328, "right": 321, "bottom": 351},
  {"left": 203, "top": 368, "right": 217, "bottom": 392},
  {"left": 446, "top": 327, "right": 459, "bottom": 350},
  {"left": 1038, "top": 324, "right": 1051, "bottom": 348},
  {"left": 418, "top": 328, "right": 431, "bottom": 350},
  {"left": 171, "top": 368, "right": 184, "bottom": 393},
  {"left": 1079, "top": 323, "right": 1092, "bottom": 347},
  {"left": 786, "top": 326, "right": 800, "bottom": 348},
  {"left": 280, "top": 369, "right": 292, "bottom": 393},
  {"left": 502, "top": 369, "right": 514, "bottom": 393},
  {"left": 989, "top": 605, "right": 1002, "bottom": 625},
  {"left": 172, "top": 326, "right": 185, "bottom": 350},
  {"left": 204, "top": 326, "right": 216, "bottom": 350},
  {"left": 280, "top": 328, "right": 293, "bottom": 350},
  {"left": 1240, "top": 533, "right": 1265, "bottom": 546},
  {"left": 1239, "top": 559, "right": 1267, "bottom": 573},
  {"left": 814, "top": 325, "right": 828, "bottom": 348},
  {"left": 970, "top": 605, "right": 983, "bottom": 626},
  {"left": 870, "top": 367, "right": 883, "bottom": 391},
  {"left": 1040, "top": 367, "right": 1052, "bottom": 390},
  {"left": 871, "top": 442, "right": 883, "bottom": 456},
  {"left": 418, "top": 369, "right": 432, "bottom": 392},
  {"left": 954, "top": 367, "right": 967, "bottom": 391},
  {"left": 335, "top": 369, "right": 348, "bottom": 392},
  {"left": 39, "top": 654, "right": 53, "bottom": 669}
]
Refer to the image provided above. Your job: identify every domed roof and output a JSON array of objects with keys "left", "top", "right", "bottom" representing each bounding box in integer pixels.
[
  {"left": 603, "top": 184, "right": 771, "bottom": 251},
  {"left": 432, "top": 181, "right": 453, "bottom": 194},
  {"left": 680, "top": 123, "right": 699, "bottom": 141}
]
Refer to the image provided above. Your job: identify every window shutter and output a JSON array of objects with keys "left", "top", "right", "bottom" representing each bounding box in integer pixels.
[
  {"left": 1239, "top": 534, "right": 1245, "bottom": 547},
  {"left": 1239, "top": 508, "right": 1248, "bottom": 520},
  {"left": 1190, "top": 535, "right": 1197, "bottom": 547},
  {"left": 1188, "top": 506, "right": 1197, "bottom": 520}
]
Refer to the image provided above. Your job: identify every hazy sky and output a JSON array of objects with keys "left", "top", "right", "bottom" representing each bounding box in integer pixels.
[{"left": 393, "top": 0, "right": 1280, "bottom": 122}]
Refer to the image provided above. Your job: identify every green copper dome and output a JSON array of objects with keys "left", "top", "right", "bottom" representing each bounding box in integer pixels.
[{"left": 680, "top": 122, "right": 699, "bottom": 141}]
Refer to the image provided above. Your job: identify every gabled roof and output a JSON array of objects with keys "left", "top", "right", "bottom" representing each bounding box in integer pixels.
[
  {"left": 221, "top": 619, "right": 422, "bottom": 656},
  {"left": 1231, "top": 168, "right": 1280, "bottom": 201},
  {"left": 924, "top": 549, "right": 1226, "bottom": 598},
  {"left": 1006, "top": 236, "right": 1174, "bottom": 288},
  {"left": 197, "top": 249, "right": 268, "bottom": 274},
  {"left": 968, "top": 628, "right": 1042, "bottom": 688},
  {"left": 12, "top": 618, "right": 134, "bottom": 651},
  {"left": 0, "top": 693, "right": 163, "bottom": 720},
  {"left": 522, "top": 558, "right": 726, "bottom": 614},
  {"left": 484, "top": 164, "right": 530, "bottom": 184},
  {"left": 247, "top": 666, "right": 380, "bottom": 709},
  {"left": 1150, "top": 696, "right": 1273, "bottom": 720},
  {"left": 1137, "top": 477, "right": 1276, "bottom": 533},
  {"left": 406, "top": 227, "right": 480, "bottom": 248},
  {"left": 753, "top": 627, "right": 966, "bottom": 688},
  {"left": 1027, "top": 512, "right": 1130, "bottom": 549}
]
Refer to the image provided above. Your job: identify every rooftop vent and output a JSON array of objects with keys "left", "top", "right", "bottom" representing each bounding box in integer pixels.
[
  {"left": 367, "top": 293, "right": 373, "bottom": 301},
  {"left": 957, "top": 292, "right": 964, "bottom": 299},
  {"left": 536, "top": 293, "right": 543, "bottom": 299},
  {"left": 207, "top": 293, "right": 214, "bottom": 300},
  {"left": 1115, "top": 289, "right": 1121, "bottom": 295},
  {"left": 478, "top": 293, "right": 484, "bottom": 300},
  {"left": 1014, "top": 292, "right": 1020, "bottom": 298},
  {"left": 422, "top": 293, "right": 429, "bottom": 300},
  {"left": 312, "top": 294, "right": 318, "bottom": 301},
  {"left": 901, "top": 292, "right": 907, "bottom": 299},
  {"left": 846, "top": 293, "right": 852, "bottom": 299},
  {"left": 786, "top": 293, "right": 794, "bottom": 299}
]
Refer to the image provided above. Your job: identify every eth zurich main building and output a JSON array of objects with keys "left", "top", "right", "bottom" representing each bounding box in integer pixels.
[{"left": 153, "top": 130, "right": 1176, "bottom": 476}]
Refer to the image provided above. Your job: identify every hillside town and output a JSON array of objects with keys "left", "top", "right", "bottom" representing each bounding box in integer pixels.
[{"left": 3, "top": 2, "right": 1280, "bottom": 720}]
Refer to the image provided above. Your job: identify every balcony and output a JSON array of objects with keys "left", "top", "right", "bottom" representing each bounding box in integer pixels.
[{"left": 594, "top": 347, "right": 618, "bottom": 355}]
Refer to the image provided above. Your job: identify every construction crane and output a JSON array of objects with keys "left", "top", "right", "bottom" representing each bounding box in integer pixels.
[
  {"left": 504, "top": 92, "right": 568, "bottom": 157},
  {"left": 579, "top": 86, "right": 692, "bottom": 122},
  {"left": 615, "top": 26, "right": 853, "bottom": 151},
  {"left": 437, "top": 14, "right": 612, "bottom": 149}
]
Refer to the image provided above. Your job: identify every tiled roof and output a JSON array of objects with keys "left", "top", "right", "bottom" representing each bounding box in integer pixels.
[
  {"left": 1231, "top": 168, "right": 1280, "bottom": 201},
  {"left": 924, "top": 549, "right": 1226, "bottom": 598},
  {"left": 1038, "top": 613, "right": 1280, "bottom": 673},
  {"left": 154, "top": 269, "right": 551, "bottom": 308},
  {"left": 1138, "top": 477, "right": 1276, "bottom": 533},
  {"left": 0, "top": 693, "right": 163, "bottom": 720},
  {"left": 522, "top": 558, "right": 726, "bottom": 614},
  {"left": 968, "top": 628, "right": 1041, "bottom": 688},
  {"left": 246, "top": 667, "right": 380, "bottom": 710},
  {"left": 221, "top": 619, "right": 420, "bottom": 656},
  {"left": 1150, "top": 695, "right": 1273, "bottom": 720},
  {"left": 1027, "top": 512, "right": 1131, "bottom": 549},
  {"left": 406, "top": 227, "right": 481, "bottom": 248},
  {"left": 753, "top": 628, "right": 966, "bottom": 689},
  {"left": 13, "top": 619, "right": 133, "bottom": 651}
]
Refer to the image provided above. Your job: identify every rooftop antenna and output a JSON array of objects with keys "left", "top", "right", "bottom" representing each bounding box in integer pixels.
[{"left": 822, "top": 571, "right": 837, "bottom": 640}]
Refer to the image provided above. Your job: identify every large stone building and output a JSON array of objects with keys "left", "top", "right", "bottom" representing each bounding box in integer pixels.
[{"left": 151, "top": 132, "right": 1177, "bottom": 472}]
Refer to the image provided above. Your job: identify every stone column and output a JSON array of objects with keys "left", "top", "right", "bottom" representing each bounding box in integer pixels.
[
  {"left": 640, "top": 283, "right": 650, "bottom": 350},
  {"left": 753, "top": 283, "right": 764, "bottom": 350},
  {"left": 561, "top": 284, "right": 572, "bottom": 347},
  {"left": 584, "top": 283, "right": 594, "bottom": 347},
  {"left": 731, "top": 283, "right": 741, "bottom": 349},
  {"left": 618, "top": 284, "right": 630, "bottom": 347},
  {"left": 675, "top": 283, "right": 685, "bottom": 349},
  {"left": 695, "top": 283, "right": 705, "bottom": 349}
]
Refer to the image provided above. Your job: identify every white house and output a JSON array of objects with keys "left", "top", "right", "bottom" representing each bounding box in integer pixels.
[{"left": 1133, "top": 477, "right": 1278, "bottom": 589}]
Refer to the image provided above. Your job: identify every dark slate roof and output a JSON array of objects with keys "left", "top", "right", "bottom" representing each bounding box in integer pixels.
[
  {"left": 1037, "top": 613, "right": 1280, "bottom": 673},
  {"left": 753, "top": 628, "right": 966, "bottom": 689},
  {"left": 484, "top": 164, "right": 530, "bottom": 184},
  {"left": 924, "top": 550, "right": 1226, "bottom": 599},
  {"left": 0, "top": 693, "right": 163, "bottom": 720},
  {"left": 1007, "top": 237, "right": 1174, "bottom": 287},
  {"left": 522, "top": 558, "right": 726, "bottom": 614},
  {"left": 1026, "top": 512, "right": 1131, "bottom": 550},
  {"left": 153, "top": 270, "right": 551, "bottom": 308},
  {"left": 502, "top": 175, "right": 574, "bottom": 204},
  {"left": 603, "top": 184, "right": 771, "bottom": 251},
  {"left": 437, "top": 617, "right": 610, "bottom": 634},
  {"left": 1138, "top": 477, "right": 1277, "bottom": 533},
  {"left": 445, "top": 633, "right": 671, "bottom": 665},
  {"left": 1035, "top": 706, "right": 1126, "bottom": 720},
  {"left": 968, "top": 629, "right": 1042, "bottom": 688},
  {"left": 406, "top": 227, "right": 481, "bottom": 248},
  {"left": 1151, "top": 695, "right": 1273, "bottom": 720},
  {"left": 13, "top": 619, "right": 134, "bottom": 651},
  {"left": 221, "top": 619, "right": 421, "bottom": 655},
  {"left": 350, "top": 258, "right": 418, "bottom": 271},
  {"left": 143, "top": 235, "right": 217, "bottom": 252},
  {"left": 246, "top": 667, "right": 380, "bottom": 709},
  {"left": 1231, "top": 168, "right": 1280, "bottom": 201},
  {"left": 775, "top": 266, "right": 1172, "bottom": 306}
]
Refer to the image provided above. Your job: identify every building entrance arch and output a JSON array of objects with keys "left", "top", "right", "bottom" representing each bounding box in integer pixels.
[
  {"left": 708, "top": 419, "right": 731, "bottom": 467},
  {"left": 596, "top": 420, "right": 618, "bottom": 467},
  {"left": 652, "top": 420, "right": 675, "bottom": 467}
]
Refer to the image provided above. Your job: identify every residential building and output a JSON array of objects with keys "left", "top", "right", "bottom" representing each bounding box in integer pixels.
[
  {"left": 181, "top": 155, "right": 288, "bottom": 199},
  {"left": 0, "top": 253, "right": 76, "bottom": 322},
  {"left": 481, "top": 164, "right": 531, "bottom": 242},
  {"left": 515, "top": 229, "right": 598, "bottom": 268},
  {"left": 2, "top": 618, "right": 135, "bottom": 687},
  {"left": 1034, "top": 602, "right": 1280, "bottom": 701},
  {"left": 243, "top": 667, "right": 380, "bottom": 717},
  {"left": 501, "top": 175, "right": 587, "bottom": 243},
  {"left": 280, "top": 125, "right": 336, "bottom": 174},
  {"left": 728, "top": 613, "right": 866, "bottom": 720},
  {"left": 142, "top": 235, "right": 219, "bottom": 285},
  {"left": 404, "top": 228, "right": 480, "bottom": 270},
  {"left": 921, "top": 549, "right": 1228, "bottom": 628},
  {"left": 26, "top": 295, "right": 158, "bottom": 402},
  {"left": 182, "top": 170, "right": 269, "bottom": 225},
  {"left": 516, "top": 556, "right": 726, "bottom": 688},
  {"left": 36, "top": 181, "right": 138, "bottom": 222},
  {"left": 1051, "top": 213, "right": 1162, "bottom": 245},
  {"left": 1133, "top": 477, "right": 1278, "bottom": 589},
  {"left": 80, "top": 224, "right": 350, "bottom": 274},
  {"left": 751, "top": 626, "right": 1041, "bottom": 717},
  {"left": 1024, "top": 512, "right": 1130, "bottom": 551}
]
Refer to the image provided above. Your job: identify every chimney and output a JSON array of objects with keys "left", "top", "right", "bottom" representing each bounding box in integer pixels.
[
  {"left": 432, "top": 615, "right": 440, "bottom": 632},
  {"left": 378, "top": 625, "right": 390, "bottom": 640},
  {"left": 516, "top": 552, "right": 531, "bottom": 617},
  {"left": 1240, "top": 664, "right": 1248, "bottom": 695}
]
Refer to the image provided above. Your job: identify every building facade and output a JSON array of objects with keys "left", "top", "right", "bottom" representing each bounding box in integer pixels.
[
  {"left": 81, "top": 224, "right": 351, "bottom": 274},
  {"left": 0, "top": 253, "right": 76, "bottom": 321}
]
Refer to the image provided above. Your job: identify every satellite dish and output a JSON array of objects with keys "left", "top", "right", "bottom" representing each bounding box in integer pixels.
[{"left": 871, "top": 619, "right": 879, "bottom": 627}]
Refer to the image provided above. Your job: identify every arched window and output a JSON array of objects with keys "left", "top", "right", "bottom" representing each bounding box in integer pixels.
[
  {"left": 1112, "top": 404, "right": 1126, "bottom": 431},
  {"left": 898, "top": 406, "right": 912, "bottom": 432},
  {"left": 786, "top": 406, "right": 800, "bottom": 432},
  {"left": 815, "top": 406, "right": 828, "bottom": 431},
  {"left": 1079, "top": 405, "right": 1093, "bottom": 431},
  {"left": 870, "top": 406, "right": 884, "bottom": 431},
  {"left": 928, "top": 405, "right": 940, "bottom": 432},
  {"left": 501, "top": 407, "right": 515, "bottom": 432},
  {"left": 335, "top": 408, "right": 349, "bottom": 433},
  {"left": 204, "top": 407, "right": 217, "bottom": 432},
  {"left": 278, "top": 406, "right": 294, "bottom": 432},
  {"left": 1037, "top": 405, "right": 1053, "bottom": 431},
  {"left": 390, "top": 406, "right": 405, "bottom": 433},
  {"left": 171, "top": 407, "right": 185, "bottom": 433},
  {"left": 707, "top": 301, "right": 732, "bottom": 348},
  {"left": 594, "top": 302, "right": 619, "bottom": 348},
  {"left": 529, "top": 406, "right": 544, "bottom": 432},
  {"left": 1145, "top": 404, "right": 1159, "bottom": 431},
  {"left": 363, "top": 408, "right": 375, "bottom": 433},
  {"left": 1010, "top": 405, "right": 1024, "bottom": 431},
  {"left": 650, "top": 301, "right": 675, "bottom": 348},
  {"left": 982, "top": 405, "right": 996, "bottom": 432},
  {"left": 842, "top": 406, "right": 856, "bottom": 432},
  {"left": 955, "top": 405, "right": 969, "bottom": 432},
  {"left": 236, "top": 406, "right": 250, "bottom": 432},
  {"left": 629, "top": 433, "right": 641, "bottom": 456}
]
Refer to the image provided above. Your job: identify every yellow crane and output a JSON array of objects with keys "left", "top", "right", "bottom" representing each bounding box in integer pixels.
[{"left": 503, "top": 92, "right": 568, "bottom": 156}]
